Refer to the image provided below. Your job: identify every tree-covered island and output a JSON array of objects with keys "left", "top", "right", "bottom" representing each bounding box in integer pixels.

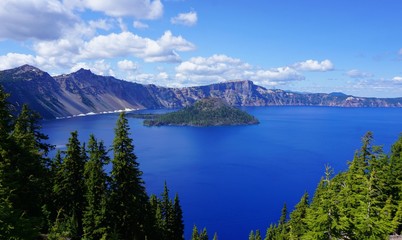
[{"left": 129, "top": 98, "right": 259, "bottom": 127}]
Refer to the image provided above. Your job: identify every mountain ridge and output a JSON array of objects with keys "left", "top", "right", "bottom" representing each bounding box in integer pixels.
[{"left": 1, "top": 65, "right": 402, "bottom": 119}]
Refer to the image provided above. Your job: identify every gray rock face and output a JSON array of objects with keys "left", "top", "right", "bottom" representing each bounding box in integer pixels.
[{"left": 1, "top": 65, "right": 402, "bottom": 119}]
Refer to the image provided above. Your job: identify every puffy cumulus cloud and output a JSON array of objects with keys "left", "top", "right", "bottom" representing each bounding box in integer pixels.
[
  {"left": 82, "top": 0, "right": 163, "bottom": 19},
  {"left": 117, "top": 60, "right": 138, "bottom": 71},
  {"left": 128, "top": 71, "right": 171, "bottom": 85},
  {"left": 81, "top": 31, "right": 195, "bottom": 62},
  {"left": 393, "top": 76, "right": 402, "bottom": 82},
  {"left": 293, "top": 59, "right": 334, "bottom": 72},
  {"left": 0, "top": 0, "right": 77, "bottom": 40},
  {"left": 346, "top": 69, "right": 373, "bottom": 79},
  {"left": 171, "top": 11, "right": 197, "bottom": 26},
  {"left": 175, "top": 54, "right": 304, "bottom": 86},
  {"left": 133, "top": 20, "right": 149, "bottom": 29},
  {"left": 247, "top": 67, "right": 304, "bottom": 85},
  {"left": 0, "top": 26, "right": 195, "bottom": 73},
  {"left": 0, "top": 53, "right": 43, "bottom": 70},
  {"left": 71, "top": 60, "right": 114, "bottom": 76}
]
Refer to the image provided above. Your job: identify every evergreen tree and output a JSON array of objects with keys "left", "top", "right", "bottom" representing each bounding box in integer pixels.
[
  {"left": 213, "top": 232, "right": 218, "bottom": 240},
  {"left": 0, "top": 103, "right": 52, "bottom": 236},
  {"left": 52, "top": 131, "right": 86, "bottom": 239},
  {"left": 288, "top": 192, "right": 308, "bottom": 239},
  {"left": 10, "top": 105, "right": 51, "bottom": 219},
  {"left": 192, "top": 225, "right": 200, "bottom": 240},
  {"left": 148, "top": 194, "right": 164, "bottom": 239},
  {"left": 109, "top": 112, "right": 149, "bottom": 239},
  {"left": 0, "top": 86, "right": 12, "bottom": 145},
  {"left": 200, "top": 227, "right": 209, "bottom": 240},
  {"left": 173, "top": 193, "right": 185, "bottom": 240},
  {"left": 0, "top": 180, "right": 38, "bottom": 239},
  {"left": 303, "top": 168, "right": 342, "bottom": 239},
  {"left": 264, "top": 224, "right": 276, "bottom": 240},
  {"left": 249, "top": 230, "right": 255, "bottom": 240},
  {"left": 161, "top": 181, "right": 174, "bottom": 239},
  {"left": 82, "top": 135, "right": 110, "bottom": 239},
  {"left": 255, "top": 229, "right": 262, "bottom": 240}
]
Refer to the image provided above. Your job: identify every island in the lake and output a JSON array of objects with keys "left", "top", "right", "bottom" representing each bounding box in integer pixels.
[{"left": 129, "top": 98, "right": 259, "bottom": 126}]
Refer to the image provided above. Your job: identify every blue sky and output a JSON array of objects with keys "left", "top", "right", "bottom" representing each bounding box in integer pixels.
[{"left": 0, "top": 0, "right": 402, "bottom": 97}]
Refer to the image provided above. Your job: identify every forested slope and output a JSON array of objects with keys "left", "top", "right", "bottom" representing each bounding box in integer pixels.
[{"left": 250, "top": 132, "right": 402, "bottom": 240}]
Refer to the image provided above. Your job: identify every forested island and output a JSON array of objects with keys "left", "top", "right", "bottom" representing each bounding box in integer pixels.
[{"left": 129, "top": 98, "right": 259, "bottom": 127}]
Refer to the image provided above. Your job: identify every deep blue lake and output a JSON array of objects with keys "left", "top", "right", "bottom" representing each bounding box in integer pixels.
[{"left": 42, "top": 106, "right": 402, "bottom": 239}]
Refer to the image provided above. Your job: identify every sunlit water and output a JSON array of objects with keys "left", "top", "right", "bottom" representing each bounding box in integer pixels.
[{"left": 42, "top": 106, "right": 402, "bottom": 239}]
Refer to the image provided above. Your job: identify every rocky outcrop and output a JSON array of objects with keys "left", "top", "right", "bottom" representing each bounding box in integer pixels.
[{"left": 1, "top": 65, "right": 402, "bottom": 119}]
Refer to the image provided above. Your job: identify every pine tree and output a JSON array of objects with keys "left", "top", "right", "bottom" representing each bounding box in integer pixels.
[
  {"left": 161, "top": 181, "right": 174, "bottom": 239},
  {"left": 192, "top": 225, "right": 200, "bottom": 240},
  {"left": 173, "top": 193, "right": 185, "bottom": 240},
  {"left": 82, "top": 135, "right": 110, "bottom": 239},
  {"left": 148, "top": 194, "right": 164, "bottom": 239},
  {"left": 249, "top": 230, "right": 255, "bottom": 240},
  {"left": 213, "top": 232, "right": 218, "bottom": 240},
  {"left": 0, "top": 86, "right": 12, "bottom": 145},
  {"left": 303, "top": 168, "right": 342, "bottom": 239},
  {"left": 255, "top": 229, "right": 262, "bottom": 240},
  {"left": 264, "top": 224, "right": 277, "bottom": 240},
  {"left": 200, "top": 227, "right": 209, "bottom": 240},
  {"left": 288, "top": 192, "right": 308, "bottom": 239},
  {"left": 109, "top": 112, "right": 149, "bottom": 239},
  {"left": 52, "top": 131, "right": 86, "bottom": 239},
  {"left": 10, "top": 105, "right": 51, "bottom": 219}
]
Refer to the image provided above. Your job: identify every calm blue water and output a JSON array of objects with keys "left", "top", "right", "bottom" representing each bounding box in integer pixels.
[{"left": 42, "top": 106, "right": 402, "bottom": 239}]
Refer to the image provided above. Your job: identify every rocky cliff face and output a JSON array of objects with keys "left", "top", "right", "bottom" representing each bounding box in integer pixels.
[{"left": 1, "top": 65, "right": 402, "bottom": 119}]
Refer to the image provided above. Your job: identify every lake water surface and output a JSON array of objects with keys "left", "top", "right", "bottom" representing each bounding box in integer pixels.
[{"left": 42, "top": 106, "right": 402, "bottom": 239}]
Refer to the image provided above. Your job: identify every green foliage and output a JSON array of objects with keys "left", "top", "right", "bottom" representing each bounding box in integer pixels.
[
  {"left": 144, "top": 98, "right": 259, "bottom": 126},
  {"left": 262, "top": 132, "right": 401, "bottom": 240},
  {"left": 288, "top": 192, "right": 308, "bottom": 239},
  {"left": 148, "top": 182, "right": 184, "bottom": 240},
  {"left": 192, "top": 225, "right": 210, "bottom": 240},
  {"left": 52, "top": 131, "right": 86, "bottom": 239},
  {"left": 0, "top": 183, "right": 38, "bottom": 240},
  {"left": 0, "top": 88, "right": 193, "bottom": 239},
  {"left": 82, "top": 135, "right": 110, "bottom": 240},
  {"left": 109, "top": 112, "right": 149, "bottom": 239}
]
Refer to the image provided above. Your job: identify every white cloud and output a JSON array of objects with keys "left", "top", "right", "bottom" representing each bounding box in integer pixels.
[
  {"left": 71, "top": 60, "right": 114, "bottom": 76},
  {"left": 293, "top": 59, "right": 334, "bottom": 72},
  {"left": 81, "top": 31, "right": 195, "bottom": 63},
  {"left": 248, "top": 67, "right": 304, "bottom": 83},
  {"left": 133, "top": 21, "right": 149, "bottom": 29},
  {"left": 171, "top": 11, "right": 197, "bottom": 26},
  {"left": 83, "top": 0, "right": 163, "bottom": 19},
  {"left": 399, "top": 49, "right": 402, "bottom": 55},
  {"left": 346, "top": 69, "right": 373, "bottom": 79},
  {"left": 118, "top": 60, "right": 138, "bottom": 71},
  {"left": 117, "top": 18, "right": 128, "bottom": 32},
  {"left": 0, "top": 53, "right": 42, "bottom": 70},
  {"left": 175, "top": 54, "right": 304, "bottom": 86},
  {"left": 393, "top": 76, "right": 402, "bottom": 82},
  {"left": 0, "top": 0, "right": 77, "bottom": 40}
]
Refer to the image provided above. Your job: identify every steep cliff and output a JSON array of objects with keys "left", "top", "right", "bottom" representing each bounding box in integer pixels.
[{"left": 1, "top": 65, "right": 402, "bottom": 119}]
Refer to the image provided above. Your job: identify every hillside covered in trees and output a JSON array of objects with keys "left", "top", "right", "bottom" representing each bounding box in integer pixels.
[
  {"left": 249, "top": 132, "right": 402, "bottom": 240},
  {"left": 139, "top": 98, "right": 259, "bottom": 126}
]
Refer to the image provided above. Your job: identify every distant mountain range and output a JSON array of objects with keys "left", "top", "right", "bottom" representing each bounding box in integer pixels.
[{"left": 1, "top": 65, "right": 402, "bottom": 119}]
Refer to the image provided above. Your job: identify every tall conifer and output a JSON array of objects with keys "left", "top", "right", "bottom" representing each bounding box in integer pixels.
[
  {"left": 109, "top": 112, "right": 148, "bottom": 239},
  {"left": 82, "top": 135, "right": 109, "bottom": 239},
  {"left": 53, "top": 131, "right": 86, "bottom": 239}
]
